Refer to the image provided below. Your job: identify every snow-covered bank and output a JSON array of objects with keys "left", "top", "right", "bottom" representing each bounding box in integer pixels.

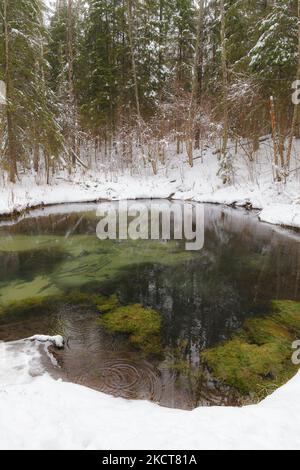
[
  {"left": 0, "top": 143, "right": 299, "bottom": 231},
  {"left": 0, "top": 337, "right": 300, "bottom": 450},
  {"left": 29, "top": 335, "right": 65, "bottom": 349},
  {"left": 259, "top": 204, "right": 300, "bottom": 230}
]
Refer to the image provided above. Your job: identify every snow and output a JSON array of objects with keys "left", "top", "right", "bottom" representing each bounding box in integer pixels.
[
  {"left": 0, "top": 336, "right": 300, "bottom": 450},
  {"left": 259, "top": 204, "right": 300, "bottom": 229},
  {"left": 29, "top": 335, "right": 64, "bottom": 349},
  {"left": 0, "top": 140, "right": 299, "bottom": 231}
]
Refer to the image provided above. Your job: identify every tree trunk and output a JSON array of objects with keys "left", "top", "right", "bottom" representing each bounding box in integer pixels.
[
  {"left": 126, "top": 0, "right": 141, "bottom": 124},
  {"left": 67, "top": 0, "right": 77, "bottom": 168},
  {"left": 186, "top": 0, "right": 204, "bottom": 167},
  {"left": 286, "top": 0, "right": 300, "bottom": 172},
  {"left": 33, "top": 142, "right": 39, "bottom": 173},
  {"left": 3, "top": 0, "right": 17, "bottom": 183},
  {"left": 220, "top": 0, "right": 230, "bottom": 183},
  {"left": 270, "top": 96, "right": 280, "bottom": 182}
]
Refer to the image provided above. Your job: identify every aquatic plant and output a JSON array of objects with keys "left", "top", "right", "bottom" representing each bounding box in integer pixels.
[
  {"left": 96, "top": 294, "right": 119, "bottom": 313},
  {"left": 0, "top": 276, "right": 63, "bottom": 307},
  {"left": 201, "top": 301, "right": 300, "bottom": 400},
  {"left": 98, "top": 304, "right": 162, "bottom": 355},
  {"left": 0, "top": 234, "right": 193, "bottom": 296},
  {"left": 0, "top": 289, "right": 113, "bottom": 320}
]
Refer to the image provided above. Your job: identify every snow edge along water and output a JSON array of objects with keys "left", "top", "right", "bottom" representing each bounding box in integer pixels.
[{"left": 0, "top": 176, "right": 300, "bottom": 231}]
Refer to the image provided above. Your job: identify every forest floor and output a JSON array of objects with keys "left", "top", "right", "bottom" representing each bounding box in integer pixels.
[
  {"left": 0, "top": 139, "right": 299, "bottom": 229},
  {"left": 0, "top": 335, "right": 299, "bottom": 450}
]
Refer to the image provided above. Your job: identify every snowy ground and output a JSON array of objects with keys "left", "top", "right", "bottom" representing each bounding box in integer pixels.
[
  {"left": 0, "top": 140, "right": 299, "bottom": 230},
  {"left": 0, "top": 336, "right": 300, "bottom": 450}
]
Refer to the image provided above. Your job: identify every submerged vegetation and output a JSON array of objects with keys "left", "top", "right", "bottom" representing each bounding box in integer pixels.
[
  {"left": 201, "top": 301, "right": 300, "bottom": 400},
  {"left": 96, "top": 295, "right": 119, "bottom": 313},
  {"left": 0, "top": 233, "right": 192, "bottom": 306},
  {"left": 98, "top": 304, "right": 162, "bottom": 356},
  {"left": 0, "top": 290, "right": 110, "bottom": 320}
]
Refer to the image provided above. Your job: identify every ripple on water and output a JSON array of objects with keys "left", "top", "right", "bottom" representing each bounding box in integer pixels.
[{"left": 75, "top": 359, "right": 163, "bottom": 402}]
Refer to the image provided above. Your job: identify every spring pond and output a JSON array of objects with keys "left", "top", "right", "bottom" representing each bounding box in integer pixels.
[{"left": 0, "top": 201, "right": 299, "bottom": 410}]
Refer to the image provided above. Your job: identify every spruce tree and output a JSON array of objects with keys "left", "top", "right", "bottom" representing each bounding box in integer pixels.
[{"left": 0, "top": 0, "right": 62, "bottom": 182}]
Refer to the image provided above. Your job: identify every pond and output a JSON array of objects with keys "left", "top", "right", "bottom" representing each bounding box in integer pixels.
[{"left": 0, "top": 201, "right": 299, "bottom": 410}]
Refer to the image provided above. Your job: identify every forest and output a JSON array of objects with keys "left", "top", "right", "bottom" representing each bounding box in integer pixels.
[
  {"left": 2, "top": 0, "right": 300, "bottom": 452},
  {"left": 0, "top": 0, "right": 299, "bottom": 186}
]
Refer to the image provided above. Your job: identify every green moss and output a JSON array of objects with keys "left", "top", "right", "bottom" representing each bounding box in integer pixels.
[
  {"left": 201, "top": 301, "right": 300, "bottom": 400},
  {"left": 1, "top": 233, "right": 192, "bottom": 288},
  {"left": 1, "top": 296, "right": 53, "bottom": 317},
  {"left": 96, "top": 294, "right": 119, "bottom": 313},
  {"left": 0, "top": 276, "right": 62, "bottom": 307},
  {"left": 0, "top": 235, "right": 62, "bottom": 253},
  {"left": 51, "top": 237, "right": 192, "bottom": 289},
  {"left": 98, "top": 304, "right": 162, "bottom": 355},
  {"left": 62, "top": 291, "right": 107, "bottom": 308},
  {"left": 272, "top": 300, "right": 300, "bottom": 332},
  {"left": 0, "top": 287, "right": 115, "bottom": 320}
]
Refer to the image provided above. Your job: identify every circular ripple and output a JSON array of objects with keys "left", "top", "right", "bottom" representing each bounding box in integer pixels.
[
  {"left": 93, "top": 359, "right": 163, "bottom": 402},
  {"left": 37, "top": 306, "right": 170, "bottom": 404}
]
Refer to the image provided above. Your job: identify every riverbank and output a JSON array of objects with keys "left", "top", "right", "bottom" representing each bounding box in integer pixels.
[
  {"left": 0, "top": 336, "right": 299, "bottom": 450},
  {"left": 0, "top": 143, "right": 299, "bottom": 229}
]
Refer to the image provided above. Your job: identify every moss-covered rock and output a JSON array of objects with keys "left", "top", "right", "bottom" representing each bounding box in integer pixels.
[
  {"left": 97, "top": 304, "right": 162, "bottom": 355},
  {"left": 201, "top": 300, "right": 300, "bottom": 400},
  {"left": 96, "top": 294, "right": 119, "bottom": 313}
]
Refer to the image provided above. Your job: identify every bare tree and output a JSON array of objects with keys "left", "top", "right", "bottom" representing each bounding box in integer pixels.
[
  {"left": 220, "top": 0, "right": 230, "bottom": 184},
  {"left": 186, "top": 0, "right": 205, "bottom": 167},
  {"left": 126, "top": 0, "right": 141, "bottom": 125},
  {"left": 3, "top": 0, "right": 17, "bottom": 183},
  {"left": 67, "top": 0, "right": 79, "bottom": 169},
  {"left": 286, "top": 0, "right": 300, "bottom": 172}
]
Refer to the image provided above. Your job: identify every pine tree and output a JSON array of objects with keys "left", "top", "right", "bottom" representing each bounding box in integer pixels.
[
  {"left": 171, "top": 0, "right": 196, "bottom": 88},
  {"left": 76, "top": 0, "right": 128, "bottom": 137},
  {"left": 46, "top": 0, "right": 82, "bottom": 170},
  {"left": 131, "top": 0, "right": 174, "bottom": 116},
  {"left": 0, "top": 0, "right": 62, "bottom": 182},
  {"left": 248, "top": 0, "right": 298, "bottom": 176},
  {"left": 249, "top": 0, "right": 298, "bottom": 95}
]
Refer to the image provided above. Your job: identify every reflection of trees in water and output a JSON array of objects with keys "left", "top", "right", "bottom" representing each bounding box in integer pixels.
[
  {"left": 0, "top": 248, "right": 67, "bottom": 283},
  {"left": 116, "top": 209, "right": 300, "bottom": 362}
]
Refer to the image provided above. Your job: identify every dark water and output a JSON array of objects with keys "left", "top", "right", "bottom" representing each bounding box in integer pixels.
[{"left": 0, "top": 202, "right": 299, "bottom": 409}]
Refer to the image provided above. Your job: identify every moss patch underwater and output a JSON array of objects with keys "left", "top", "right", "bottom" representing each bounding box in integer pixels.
[
  {"left": 0, "top": 287, "right": 162, "bottom": 356},
  {"left": 97, "top": 304, "right": 162, "bottom": 356},
  {"left": 201, "top": 301, "right": 300, "bottom": 400},
  {"left": 0, "top": 235, "right": 194, "bottom": 296},
  {"left": 0, "top": 289, "right": 118, "bottom": 321}
]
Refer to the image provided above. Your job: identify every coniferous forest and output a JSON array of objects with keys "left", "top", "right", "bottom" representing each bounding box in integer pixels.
[
  {"left": 0, "top": 0, "right": 300, "bottom": 185},
  {"left": 2, "top": 0, "right": 300, "bottom": 452}
]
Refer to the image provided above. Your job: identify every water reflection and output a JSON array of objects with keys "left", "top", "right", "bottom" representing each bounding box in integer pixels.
[{"left": 0, "top": 202, "right": 299, "bottom": 409}]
